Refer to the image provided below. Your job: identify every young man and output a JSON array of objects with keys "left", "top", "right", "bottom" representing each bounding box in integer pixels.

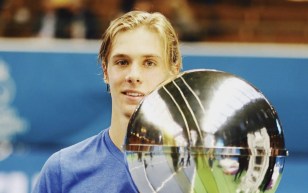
[{"left": 32, "top": 10, "right": 182, "bottom": 193}]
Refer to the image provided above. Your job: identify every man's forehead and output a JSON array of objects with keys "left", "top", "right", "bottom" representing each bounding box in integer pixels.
[{"left": 110, "top": 53, "right": 162, "bottom": 59}]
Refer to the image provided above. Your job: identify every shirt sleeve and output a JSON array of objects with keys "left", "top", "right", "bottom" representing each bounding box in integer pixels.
[{"left": 32, "top": 151, "right": 62, "bottom": 193}]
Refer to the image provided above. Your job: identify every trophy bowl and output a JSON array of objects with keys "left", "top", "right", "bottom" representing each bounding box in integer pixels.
[{"left": 123, "top": 69, "right": 288, "bottom": 193}]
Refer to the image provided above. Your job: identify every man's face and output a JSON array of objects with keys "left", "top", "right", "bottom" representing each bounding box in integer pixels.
[{"left": 104, "top": 26, "right": 175, "bottom": 118}]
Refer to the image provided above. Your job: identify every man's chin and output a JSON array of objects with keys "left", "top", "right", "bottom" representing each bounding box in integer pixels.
[
  {"left": 121, "top": 103, "right": 140, "bottom": 119},
  {"left": 124, "top": 112, "right": 132, "bottom": 119},
  {"left": 124, "top": 108, "right": 137, "bottom": 119}
]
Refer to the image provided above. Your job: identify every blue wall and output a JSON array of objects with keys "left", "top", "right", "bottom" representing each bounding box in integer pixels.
[{"left": 0, "top": 44, "right": 307, "bottom": 192}]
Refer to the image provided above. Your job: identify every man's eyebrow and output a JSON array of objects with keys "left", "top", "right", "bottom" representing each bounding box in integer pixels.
[
  {"left": 110, "top": 54, "right": 128, "bottom": 59},
  {"left": 143, "top": 54, "right": 162, "bottom": 59},
  {"left": 111, "top": 54, "right": 162, "bottom": 59}
]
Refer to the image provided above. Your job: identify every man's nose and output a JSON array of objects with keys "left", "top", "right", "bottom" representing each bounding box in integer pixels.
[{"left": 125, "top": 63, "right": 142, "bottom": 84}]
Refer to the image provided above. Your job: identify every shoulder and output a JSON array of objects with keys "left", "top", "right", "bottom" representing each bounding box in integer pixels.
[
  {"left": 60, "top": 130, "right": 107, "bottom": 163},
  {"left": 32, "top": 151, "right": 62, "bottom": 193},
  {"left": 37, "top": 131, "right": 104, "bottom": 170},
  {"left": 33, "top": 130, "right": 110, "bottom": 193},
  {"left": 41, "top": 130, "right": 107, "bottom": 174}
]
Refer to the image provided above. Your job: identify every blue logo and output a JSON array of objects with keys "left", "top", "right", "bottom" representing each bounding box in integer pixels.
[{"left": 0, "top": 59, "right": 28, "bottom": 161}]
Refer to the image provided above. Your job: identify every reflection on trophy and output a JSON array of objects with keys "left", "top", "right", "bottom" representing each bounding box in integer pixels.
[{"left": 123, "top": 69, "right": 288, "bottom": 193}]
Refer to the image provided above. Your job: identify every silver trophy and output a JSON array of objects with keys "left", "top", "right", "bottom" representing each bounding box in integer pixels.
[{"left": 123, "top": 69, "right": 288, "bottom": 193}]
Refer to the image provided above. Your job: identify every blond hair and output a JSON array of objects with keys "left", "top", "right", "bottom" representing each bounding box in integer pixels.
[{"left": 98, "top": 11, "right": 182, "bottom": 71}]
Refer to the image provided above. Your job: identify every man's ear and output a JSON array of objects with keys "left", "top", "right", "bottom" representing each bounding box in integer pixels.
[
  {"left": 171, "top": 63, "right": 180, "bottom": 75},
  {"left": 102, "top": 63, "right": 109, "bottom": 84}
]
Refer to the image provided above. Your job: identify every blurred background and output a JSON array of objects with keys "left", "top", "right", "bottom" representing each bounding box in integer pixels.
[
  {"left": 0, "top": 0, "right": 308, "bottom": 42},
  {"left": 0, "top": 0, "right": 308, "bottom": 193}
]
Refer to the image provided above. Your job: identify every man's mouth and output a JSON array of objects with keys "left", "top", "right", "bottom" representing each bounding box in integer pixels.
[{"left": 123, "top": 91, "right": 145, "bottom": 97}]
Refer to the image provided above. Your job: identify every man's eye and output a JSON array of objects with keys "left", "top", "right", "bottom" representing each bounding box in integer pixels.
[
  {"left": 144, "top": 60, "right": 156, "bottom": 67},
  {"left": 116, "top": 60, "right": 128, "bottom": 66}
]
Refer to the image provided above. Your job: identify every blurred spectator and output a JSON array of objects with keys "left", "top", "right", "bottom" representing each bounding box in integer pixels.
[
  {"left": 37, "top": 0, "right": 57, "bottom": 38},
  {"left": 37, "top": 0, "right": 101, "bottom": 39},
  {"left": 165, "top": 0, "right": 202, "bottom": 41},
  {"left": 0, "top": 0, "right": 5, "bottom": 36},
  {"left": 0, "top": 0, "right": 4, "bottom": 8},
  {"left": 132, "top": 0, "right": 153, "bottom": 12},
  {"left": 120, "top": 0, "right": 135, "bottom": 13},
  {"left": 0, "top": 0, "right": 36, "bottom": 37},
  {"left": 120, "top": 0, "right": 202, "bottom": 41}
]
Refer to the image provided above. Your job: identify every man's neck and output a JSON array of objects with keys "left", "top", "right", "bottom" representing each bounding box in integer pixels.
[{"left": 109, "top": 114, "right": 130, "bottom": 150}]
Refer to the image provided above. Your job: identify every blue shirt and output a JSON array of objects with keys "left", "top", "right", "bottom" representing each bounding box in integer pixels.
[{"left": 32, "top": 129, "right": 138, "bottom": 193}]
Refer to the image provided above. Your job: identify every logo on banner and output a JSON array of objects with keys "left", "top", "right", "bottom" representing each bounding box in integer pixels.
[{"left": 0, "top": 59, "right": 28, "bottom": 161}]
